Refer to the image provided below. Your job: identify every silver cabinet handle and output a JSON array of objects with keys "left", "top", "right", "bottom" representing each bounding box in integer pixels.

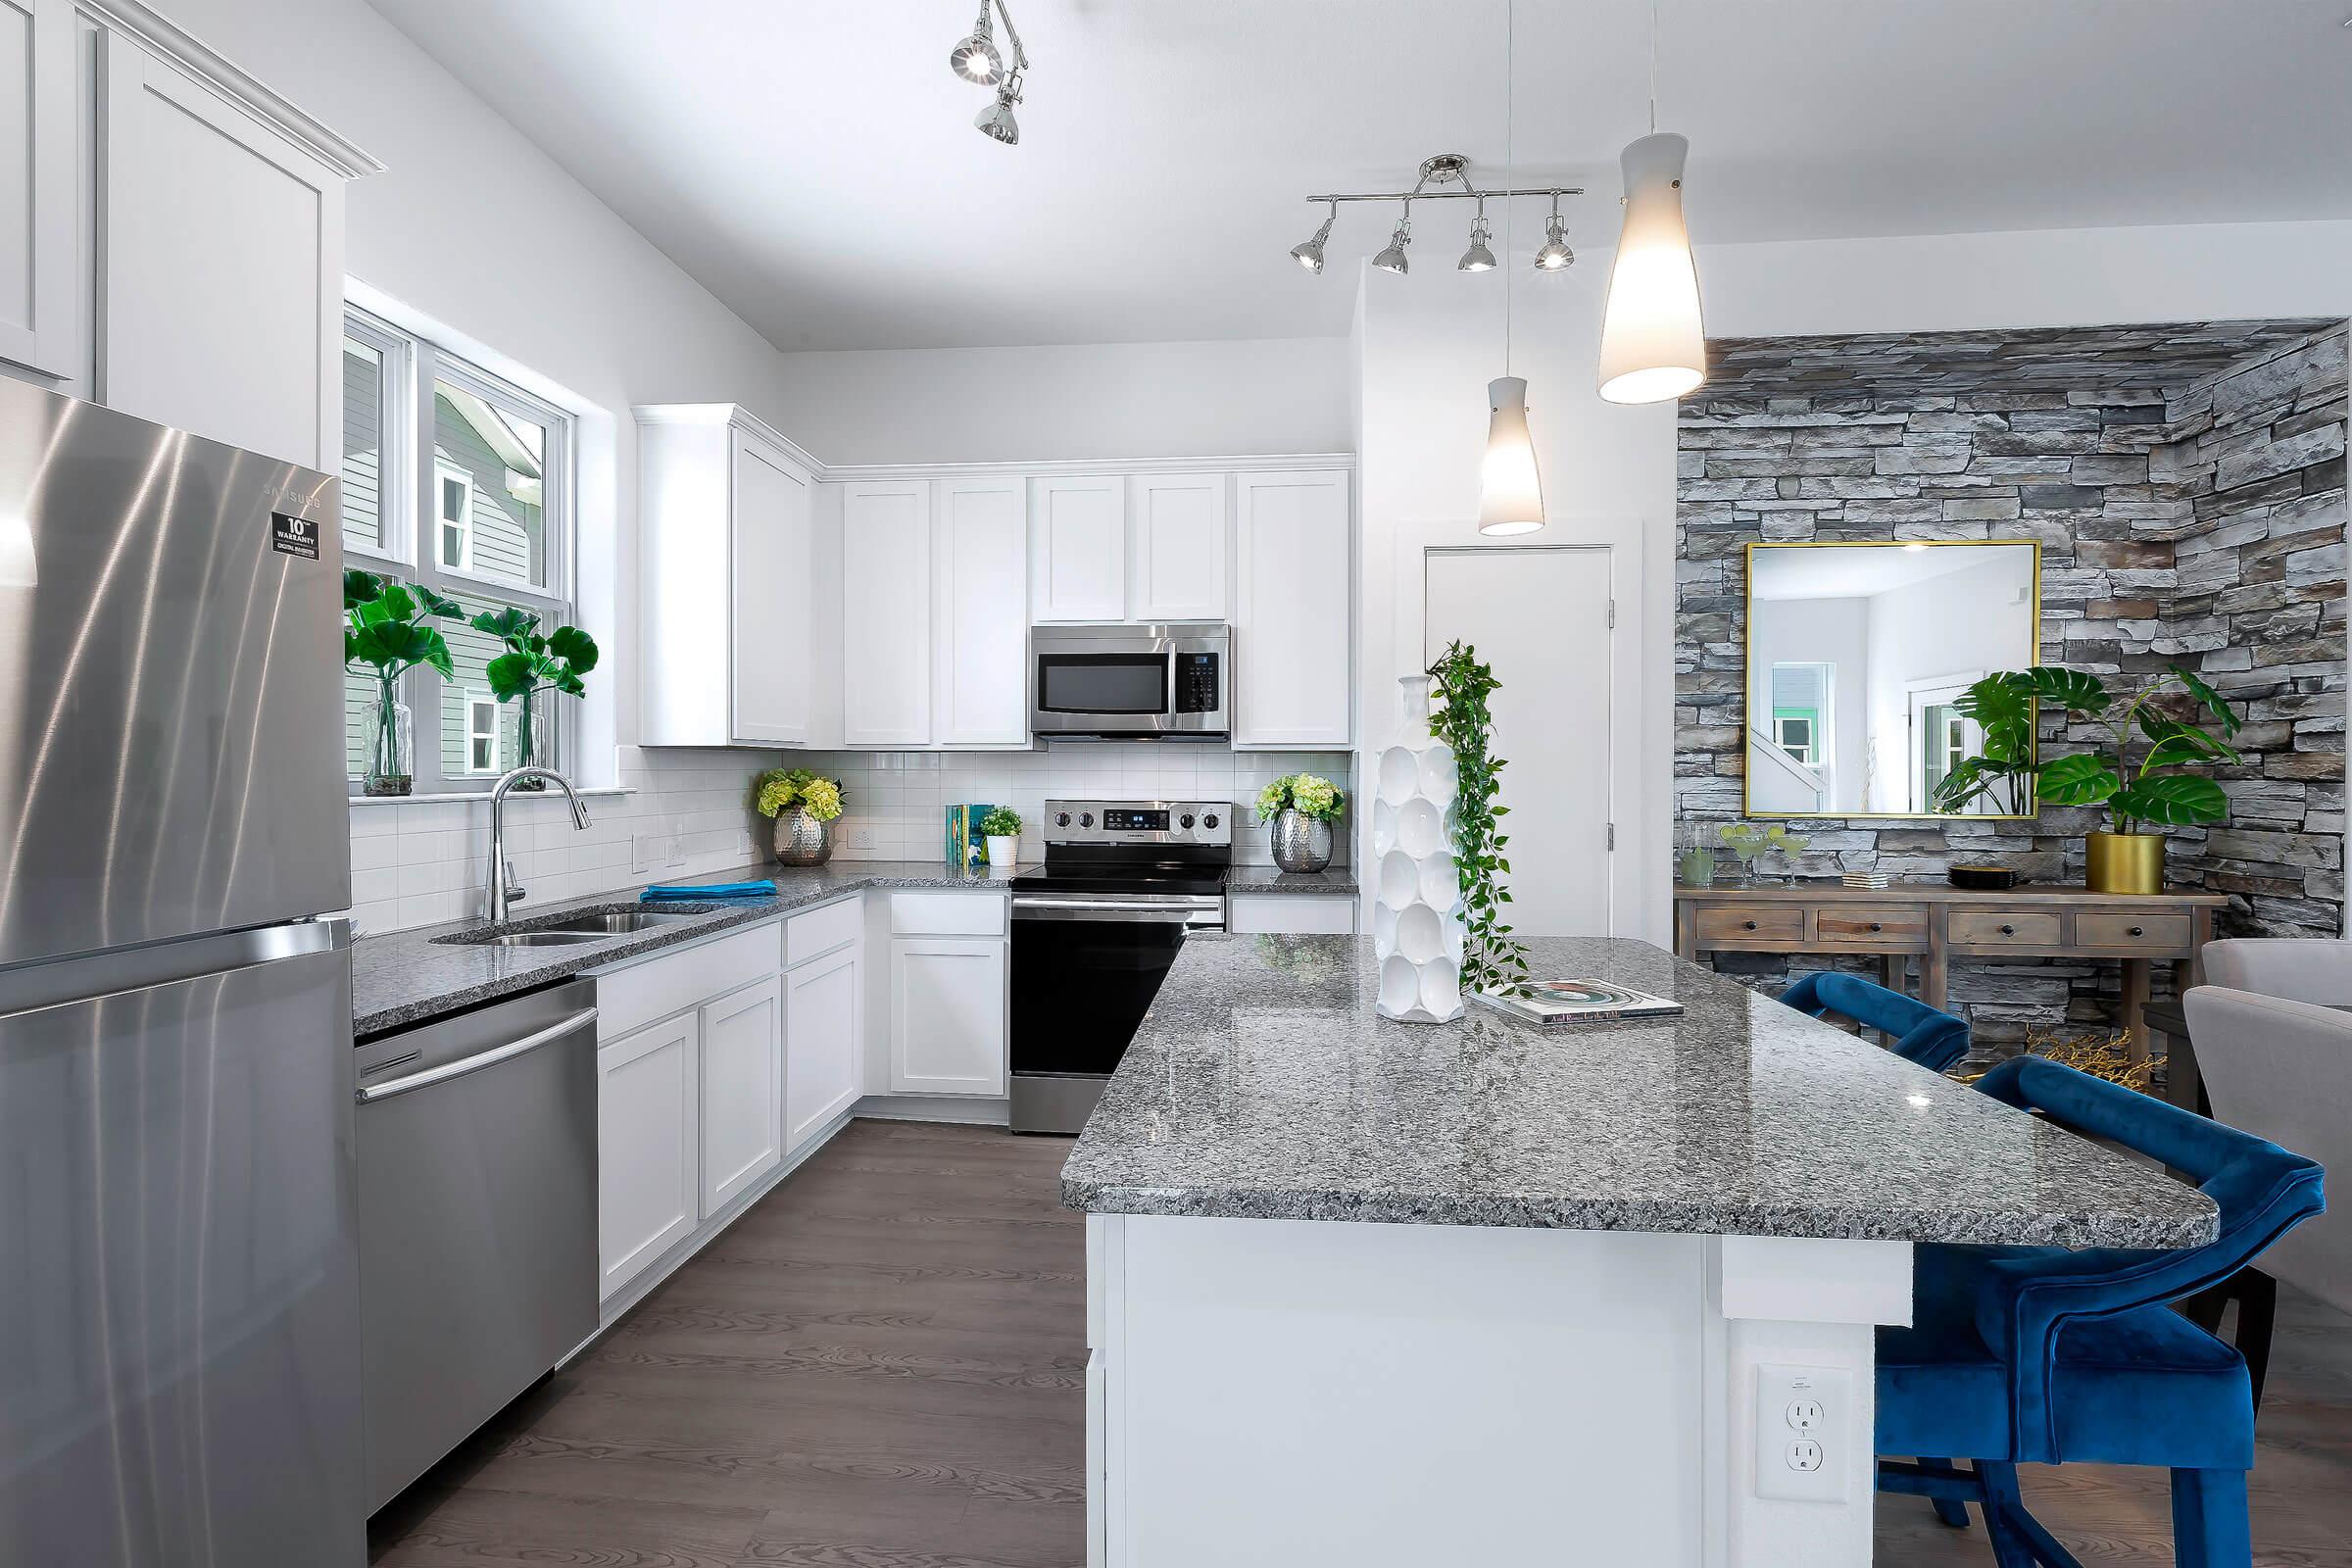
[{"left": 357, "top": 1006, "right": 599, "bottom": 1103}]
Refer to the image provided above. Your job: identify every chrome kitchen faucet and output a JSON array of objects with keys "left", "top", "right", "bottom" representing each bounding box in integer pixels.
[{"left": 486, "top": 767, "right": 591, "bottom": 923}]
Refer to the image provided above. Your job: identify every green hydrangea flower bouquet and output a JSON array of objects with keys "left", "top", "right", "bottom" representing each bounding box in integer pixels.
[{"left": 1257, "top": 772, "right": 1345, "bottom": 873}]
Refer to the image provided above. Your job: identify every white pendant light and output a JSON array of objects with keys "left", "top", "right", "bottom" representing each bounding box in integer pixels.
[
  {"left": 1477, "top": 0, "right": 1543, "bottom": 535},
  {"left": 1479, "top": 376, "right": 1544, "bottom": 535},
  {"left": 1596, "top": 2, "right": 1705, "bottom": 404}
]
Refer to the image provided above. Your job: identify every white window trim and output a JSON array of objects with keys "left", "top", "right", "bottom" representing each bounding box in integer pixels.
[
  {"left": 465, "top": 688, "right": 502, "bottom": 775},
  {"left": 341, "top": 312, "right": 414, "bottom": 571},
  {"left": 435, "top": 460, "right": 476, "bottom": 572}
]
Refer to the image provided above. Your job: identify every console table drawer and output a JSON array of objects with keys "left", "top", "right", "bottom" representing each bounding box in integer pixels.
[
  {"left": 1815, "top": 906, "right": 1928, "bottom": 950},
  {"left": 1693, "top": 906, "right": 1804, "bottom": 944},
  {"left": 2076, "top": 912, "right": 2190, "bottom": 951},
  {"left": 1949, "top": 910, "right": 2062, "bottom": 947}
]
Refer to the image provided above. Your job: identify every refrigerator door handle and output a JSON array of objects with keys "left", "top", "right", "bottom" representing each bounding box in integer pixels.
[
  {"left": 0, "top": 918, "right": 351, "bottom": 1020},
  {"left": 356, "top": 1007, "right": 599, "bottom": 1103}
]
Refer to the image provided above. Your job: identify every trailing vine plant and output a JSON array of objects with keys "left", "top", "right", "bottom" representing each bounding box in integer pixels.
[{"left": 1427, "top": 640, "right": 1529, "bottom": 997}]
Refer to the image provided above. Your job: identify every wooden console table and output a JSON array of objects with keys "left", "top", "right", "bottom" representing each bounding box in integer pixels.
[{"left": 1672, "top": 883, "right": 2226, "bottom": 1060}]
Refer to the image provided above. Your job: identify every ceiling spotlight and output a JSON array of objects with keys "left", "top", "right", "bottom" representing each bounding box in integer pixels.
[
  {"left": 975, "top": 78, "right": 1021, "bottom": 144},
  {"left": 1292, "top": 201, "right": 1337, "bottom": 273},
  {"left": 1372, "top": 202, "right": 1412, "bottom": 274},
  {"left": 1533, "top": 198, "right": 1575, "bottom": 271},
  {"left": 949, "top": 4, "right": 1003, "bottom": 83},
  {"left": 1457, "top": 201, "right": 1496, "bottom": 272}
]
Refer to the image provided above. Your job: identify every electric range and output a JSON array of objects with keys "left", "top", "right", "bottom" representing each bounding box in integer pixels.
[{"left": 1006, "top": 799, "right": 1232, "bottom": 1134}]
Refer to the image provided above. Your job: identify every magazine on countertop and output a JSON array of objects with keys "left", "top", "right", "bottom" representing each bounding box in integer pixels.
[{"left": 1474, "top": 978, "right": 1687, "bottom": 1024}]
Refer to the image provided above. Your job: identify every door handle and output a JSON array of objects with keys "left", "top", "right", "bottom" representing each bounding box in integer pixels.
[{"left": 357, "top": 1006, "right": 600, "bottom": 1103}]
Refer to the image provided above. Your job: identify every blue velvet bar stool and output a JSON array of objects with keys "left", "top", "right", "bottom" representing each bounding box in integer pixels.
[
  {"left": 1779, "top": 971, "right": 1972, "bottom": 1074},
  {"left": 1877, "top": 1057, "right": 2326, "bottom": 1568}
]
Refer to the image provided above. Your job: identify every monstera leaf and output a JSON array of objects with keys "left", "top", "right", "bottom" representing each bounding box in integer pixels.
[
  {"left": 2171, "top": 663, "right": 2243, "bottom": 739},
  {"left": 344, "top": 575, "right": 462, "bottom": 680},
  {"left": 2109, "top": 774, "right": 2229, "bottom": 826},
  {"left": 2015, "top": 665, "right": 2111, "bottom": 713},
  {"left": 2136, "top": 712, "right": 2241, "bottom": 774},
  {"left": 2034, "top": 752, "right": 2121, "bottom": 805}
]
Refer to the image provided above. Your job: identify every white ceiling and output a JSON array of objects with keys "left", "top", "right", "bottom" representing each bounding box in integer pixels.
[{"left": 368, "top": 0, "right": 2352, "bottom": 352}]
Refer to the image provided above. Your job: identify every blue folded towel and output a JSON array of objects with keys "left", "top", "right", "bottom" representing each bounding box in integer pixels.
[{"left": 640, "top": 880, "right": 777, "bottom": 903}]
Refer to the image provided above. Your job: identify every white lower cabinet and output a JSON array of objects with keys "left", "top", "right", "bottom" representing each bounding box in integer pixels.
[
  {"left": 785, "top": 944, "right": 861, "bottom": 1152},
  {"left": 1227, "top": 893, "right": 1358, "bottom": 935},
  {"left": 698, "top": 975, "right": 783, "bottom": 1217},
  {"left": 889, "top": 936, "right": 1007, "bottom": 1096},
  {"left": 597, "top": 1011, "right": 701, "bottom": 1301}
]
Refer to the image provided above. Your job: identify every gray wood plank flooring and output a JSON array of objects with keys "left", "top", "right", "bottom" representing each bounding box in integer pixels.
[{"left": 370, "top": 1117, "right": 2351, "bottom": 1567}]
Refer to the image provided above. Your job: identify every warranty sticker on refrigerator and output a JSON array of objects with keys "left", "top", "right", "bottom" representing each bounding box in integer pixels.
[{"left": 270, "top": 512, "right": 320, "bottom": 560}]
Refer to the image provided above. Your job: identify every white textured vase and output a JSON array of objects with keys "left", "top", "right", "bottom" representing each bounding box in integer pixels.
[{"left": 1371, "top": 675, "right": 1465, "bottom": 1023}]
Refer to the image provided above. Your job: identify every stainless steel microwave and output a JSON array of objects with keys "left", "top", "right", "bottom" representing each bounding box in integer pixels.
[{"left": 1030, "top": 623, "right": 1230, "bottom": 739}]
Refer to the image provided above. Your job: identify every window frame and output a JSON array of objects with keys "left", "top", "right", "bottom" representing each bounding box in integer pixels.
[
  {"left": 465, "top": 689, "right": 502, "bottom": 775},
  {"left": 433, "top": 459, "right": 476, "bottom": 572},
  {"left": 342, "top": 304, "right": 577, "bottom": 797}
]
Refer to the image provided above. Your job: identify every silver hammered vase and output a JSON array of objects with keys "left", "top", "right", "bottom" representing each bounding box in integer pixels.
[
  {"left": 772, "top": 808, "right": 832, "bottom": 867},
  {"left": 1271, "top": 809, "right": 1333, "bottom": 873}
]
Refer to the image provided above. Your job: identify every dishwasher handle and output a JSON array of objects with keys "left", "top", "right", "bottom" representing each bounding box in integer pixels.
[{"left": 356, "top": 1006, "right": 600, "bottom": 1103}]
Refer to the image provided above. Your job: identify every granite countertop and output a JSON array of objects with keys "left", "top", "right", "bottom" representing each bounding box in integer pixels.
[
  {"left": 1224, "top": 865, "right": 1358, "bottom": 896},
  {"left": 352, "top": 859, "right": 1023, "bottom": 1038},
  {"left": 1059, "top": 934, "right": 2219, "bottom": 1250}
]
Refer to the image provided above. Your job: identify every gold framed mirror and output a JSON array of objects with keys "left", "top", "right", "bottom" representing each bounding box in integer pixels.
[{"left": 1742, "top": 539, "right": 2042, "bottom": 819}]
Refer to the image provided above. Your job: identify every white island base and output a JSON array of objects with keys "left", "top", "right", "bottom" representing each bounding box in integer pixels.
[{"left": 1085, "top": 1213, "right": 1913, "bottom": 1568}]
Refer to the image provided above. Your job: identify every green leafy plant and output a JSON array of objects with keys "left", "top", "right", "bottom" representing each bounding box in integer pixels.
[
  {"left": 1933, "top": 663, "right": 2243, "bottom": 830},
  {"left": 1427, "top": 640, "right": 1529, "bottom": 996},
  {"left": 980, "top": 807, "right": 1022, "bottom": 837},
  {"left": 470, "top": 607, "right": 599, "bottom": 774},
  {"left": 752, "top": 767, "right": 845, "bottom": 822},
  {"left": 344, "top": 569, "right": 464, "bottom": 789},
  {"left": 1255, "top": 772, "right": 1346, "bottom": 823}
]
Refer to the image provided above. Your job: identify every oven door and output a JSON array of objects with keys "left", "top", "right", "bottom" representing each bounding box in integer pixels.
[{"left": 1009, "top": 899, "right": 1218, "bottom": 1079}]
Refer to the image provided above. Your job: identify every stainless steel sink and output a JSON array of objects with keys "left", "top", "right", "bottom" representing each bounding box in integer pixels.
[
  {"left": 428, "top": 902, "right": 726, "bottom": 947},
  {"left": 459, "top": 931, "right": 609, "bottom": 949},
  {"left": 537, "top": 909, "right": 715, "bottom": 935}
]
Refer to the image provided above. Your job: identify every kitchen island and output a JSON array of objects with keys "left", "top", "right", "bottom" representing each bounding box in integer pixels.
[{"left": 1061, "top": 934, "right": 2215, "bottom": 1568}]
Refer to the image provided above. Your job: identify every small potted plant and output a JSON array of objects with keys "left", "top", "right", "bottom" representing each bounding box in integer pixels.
[
  {"left": 1255, "top": 772, "right": 1345, "bottom": 873},
  {"left": 980, "top": 807, "right": 1023, "bottom": 872},
  {"left": 344, "top": 569, "right": 464, "bottom": 797},
  {"left": 470, "top": 606, "right": 599, "bottom": 787},
  {"left": 753, "top": 767, "right": 846, "bottom": 866}
]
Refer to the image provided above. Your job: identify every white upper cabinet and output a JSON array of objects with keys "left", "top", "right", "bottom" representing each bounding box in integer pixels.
[
  {"left": 842, "top": 479, "right": 933, "bottom": 746},
  {"left": 1130, "top": 473, "right": 1229, "bottom": 621},
  {"left": 1028, "top": 474, "right": 1127, "bottom": 622},
  {"left": 934, "top": 475, "right": 1029, "bottom": 747},
  {"left": 638, "top": 405, "right": 818, "bottom": 748},
  {"left": 1233, "top": 468, "right": 1352, "bottom": 749},
  {"left": 0, "top": 0, "right": 72, "bottom": 380}
]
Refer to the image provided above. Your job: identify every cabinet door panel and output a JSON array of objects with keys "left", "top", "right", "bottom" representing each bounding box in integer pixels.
[
  {"left": 1131, "top": 473, "right": 1228, "bottom": 621},
  {"left": 1029, "top": 474, "right": 1126, "bottom": 621},
  {"left": 597, "top": 1014, "right": 699, "bottom": 1300},
  {"left": 732, "top": 434, "right": 811, "bottom": 744},
  {"left": 843, "top": 480, "right": 932, "bottom": 745},
  {"left": 935, "top": 476, "right": 1029, "bottom": 746},
  {"left": 0, "top": 0, "right": 72, "bottom": 377},
  {"left": 700, "top": 976, "right": 783, "bottom": 1215},
  {"left": 99, "top": 39, "right": 342, "bottom": 467},
  {"left": 889, "top": 937, "right": 1006, "bottom": 1096},
  {"left": 1234, "top": 469, "right": 1351, "bottom": 748},
  {"left": 785, "top": 947, "right": 861, "bottom": 1153}
]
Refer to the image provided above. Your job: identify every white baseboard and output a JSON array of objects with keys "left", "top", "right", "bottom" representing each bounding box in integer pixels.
[{"left": 853, "top": 1093, "right": 1010, "bottom": 1126}]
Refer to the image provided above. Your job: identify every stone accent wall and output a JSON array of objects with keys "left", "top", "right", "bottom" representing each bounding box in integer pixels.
[{"left": 1675, "top": 320, "right": 2347, "bottom": 1048}]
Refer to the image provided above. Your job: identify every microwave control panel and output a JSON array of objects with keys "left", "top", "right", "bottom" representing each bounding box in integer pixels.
[{"left": 1175, "top": 652, "right": 1221, "bottom": 713}]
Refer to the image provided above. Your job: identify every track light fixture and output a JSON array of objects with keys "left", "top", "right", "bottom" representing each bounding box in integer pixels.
[
  {"left": 1457, "top": 200, "right": 1497, "bottom": 272},
  {"left": 1291, "top": 155, "right": 1580, "bottom": 281},
  {"left": 1292, "top": 201, "right": 1337, "bottom": 273},
  {"left": 951, "top": 0, "right": 1030, "bottom": 145},
  {"left": 1533, "top": 195, "right": 1575, "bottom": 271}
]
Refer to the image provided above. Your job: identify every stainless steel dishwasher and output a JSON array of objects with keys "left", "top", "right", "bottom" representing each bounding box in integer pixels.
[{"left": 356, "top": 979, "right": 600, "bottom": 1512}]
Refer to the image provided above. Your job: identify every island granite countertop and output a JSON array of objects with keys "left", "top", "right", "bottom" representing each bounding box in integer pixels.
[
  {"left": 1059, "top": 934, "right": 2219, "bottom": 1250},
  {"left": 353, "top": 859, "right": 1026, "bottom": 1038}
]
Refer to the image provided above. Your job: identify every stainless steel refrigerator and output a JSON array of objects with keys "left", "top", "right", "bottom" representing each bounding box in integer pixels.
[{"left": 0, "top": 380, "right": 363, "bottom": 1565}]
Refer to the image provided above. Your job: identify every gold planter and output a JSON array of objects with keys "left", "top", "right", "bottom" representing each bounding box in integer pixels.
[{"left": 2085, "top": 831, "right": 2164, "bottom": 895}]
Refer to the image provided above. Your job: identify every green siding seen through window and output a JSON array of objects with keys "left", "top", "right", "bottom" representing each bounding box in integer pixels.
[
  {"left": 432, "top": 383, "right": 547, "bottom": 591},
  {"left": 440, "top": 590, "right": 556, "bottom": 779}
]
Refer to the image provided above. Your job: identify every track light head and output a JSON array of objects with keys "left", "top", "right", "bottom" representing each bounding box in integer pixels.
[
  {"left": 1372, "top": 204, "right": 1412, "bottom": 275},
  {"left": 1292, "top": 204, "right": 1338, "bottom": 273},
  {"left": 1533, "top": 211, "right": 1575, "bottom": 272},
  {"left": 975, "top": 78, "right": 1021, "bottom": 144},
  {"left": 1458, "top": 206, "right": 1496, "bottom": 272},
  {"left": 950, "top": 10, "right": 1004, "bottom": 84}
]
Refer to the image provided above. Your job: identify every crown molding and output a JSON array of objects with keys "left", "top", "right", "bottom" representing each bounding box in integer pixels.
[
  {"left": 634, "top": 403, "right": 825, "bottom": 477},
  {"left": 815, "top": 452, "right": 1356, "bottom": 483},
  {"left": 81, "top": 0, "right": 385, "bottom": 178}
]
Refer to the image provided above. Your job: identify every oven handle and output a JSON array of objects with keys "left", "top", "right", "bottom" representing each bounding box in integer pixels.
[{"left": 1013, "top": 896, "right": 1225, "bottom": 927}]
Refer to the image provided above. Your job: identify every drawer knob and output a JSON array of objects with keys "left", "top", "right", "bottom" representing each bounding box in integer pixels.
[
  {"left": 1868, "top": 921, "right": 1883, "bottom": 932},
  {"left": 2129, "top": 925, "right": 2144, "bottom": 937},
  {"left": 1742, "top": 919, "right": 1758, "bottom": 931},
  {"left": 1999, "top": 923, "right": 2015, "bottom": 936}
]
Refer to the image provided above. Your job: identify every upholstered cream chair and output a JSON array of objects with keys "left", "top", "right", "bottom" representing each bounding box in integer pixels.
[{"left": 2202, "top": 937, "right": 2352, "bottom": 1004}]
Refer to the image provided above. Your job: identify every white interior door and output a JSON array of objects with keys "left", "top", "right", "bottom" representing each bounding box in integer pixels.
[{"left": 1424, "top": 546, "right": 1615, "bottom": 938}]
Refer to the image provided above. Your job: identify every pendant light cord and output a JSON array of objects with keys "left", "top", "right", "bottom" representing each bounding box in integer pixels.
[
  {"left": 1648, "top": 0, "right": 1659, "bottom": 133},
  {"left": 1502, "top": 0, "right": 1514, "bottom": 378}
]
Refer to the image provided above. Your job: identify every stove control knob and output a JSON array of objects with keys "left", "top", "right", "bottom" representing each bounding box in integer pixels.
[
  {"left": 1079, "top": 812, "right": 1095, "bottom": 828},
  {"left": 1202, "top": 812, "right": 1220, "bottom": 829},
  {"left": 1054, "top": 811, "right": 1071, "bottom": 827},
  {"left": 1179, "top": 813, "right": 1195, "bottom": 829}
]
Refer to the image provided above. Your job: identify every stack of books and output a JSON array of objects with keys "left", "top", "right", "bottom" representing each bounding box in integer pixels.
[
  {"left": 1841, "top": 869, "right": 1893, "bottom": 890},
  {"left": 943, "top": 804, "right": 995, "bottom": 869}
]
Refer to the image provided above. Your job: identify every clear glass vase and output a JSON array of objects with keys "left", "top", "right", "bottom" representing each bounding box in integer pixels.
[
  {"left": 363, "top": 678, "right": 413, "bottom": 797},
  {"left": 509, "top": 687, "right": 546, "bottom": 789}
]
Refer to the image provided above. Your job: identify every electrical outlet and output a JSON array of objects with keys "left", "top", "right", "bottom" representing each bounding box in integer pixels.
[
  {"left": 1755, "top": 1364, "right": 1849, "bottom": 1503},
  {"left": 847, "top": 823, "right": 876, "bottom": 850},
  {"left": 630, "top": 827, "right": 686, "bottom": 875}
]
